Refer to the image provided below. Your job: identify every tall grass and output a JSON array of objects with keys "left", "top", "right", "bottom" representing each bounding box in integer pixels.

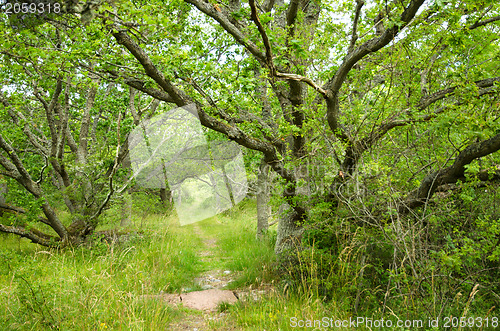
[
  {"left": 0, "top": 213, "right": 203, "bottom": 329},
  {"left": 3, "top": 197, "right": 400, "bottom": 330},
  {"left": 0, "top": 198, "right": 283, "bottom": 330}
]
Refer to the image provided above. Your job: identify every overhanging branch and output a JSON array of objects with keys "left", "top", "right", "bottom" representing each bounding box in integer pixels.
[
  {"left": 0, "top": 202, "right": 51, "bottom": 226},
  {"left": 110, "top": 28, "right": 294, "bottom": 181},
  {"left": 0, "top": 223, "right": 59, "bottom": 247},
  {"left": 401, "top": 133, "right": 500, "bottom": 212}
]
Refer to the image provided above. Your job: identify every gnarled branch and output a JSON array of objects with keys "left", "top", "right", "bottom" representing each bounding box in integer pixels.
[
  {"left": 0, "top": 223, "right": 59, "bottom": 247},
  {"left": 417, "top": 77, "right": 500, "bottom": 110},
  {"left": 324, "top": 0, "right": 425, "bottom": 137},
  {"left": 111, "top": 28, "right": 295, "bottom": 182},
  {"left": 249, "top": 0, "right": 274, "bottom": 74},
  {"left": 184, "top": 0, "right": 267, "bottom": 65},
  {"left": 469, "top": 15, "right": 500, "bottom": 29},
  {"left": 401, "top": 133, "right": 500, "bottom": 212}
]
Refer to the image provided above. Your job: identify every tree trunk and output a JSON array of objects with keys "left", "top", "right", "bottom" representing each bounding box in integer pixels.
[
  {"left": 0, "top": 182, "right": 6, "bottom": 217},
  {"left": 159, "top": 187, "right": 172, "bottom": 205},
  {"left": 256, "top": 158, "right": 271, "bottom": 238},
  {"left": 274, "top": 203, "right": 304, "bottom": 257},
  {"left": 67, "top": 218, "right": 94, "bottom": 245},
  {"left": 221, "top": 166, "right": 236, "bottom": 208}
]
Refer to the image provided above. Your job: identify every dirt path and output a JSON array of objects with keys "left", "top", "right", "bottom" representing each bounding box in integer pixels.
[
  {"left": 138, "top": 217, "right": 275, "bottom": 330},
  {"left": 161, "top": 222, "right": 239, "bottom": 330}
]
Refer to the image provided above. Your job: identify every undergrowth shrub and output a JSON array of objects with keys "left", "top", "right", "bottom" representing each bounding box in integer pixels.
[{"left": 282, "top": 180, "right": 499, "bottom": 322}]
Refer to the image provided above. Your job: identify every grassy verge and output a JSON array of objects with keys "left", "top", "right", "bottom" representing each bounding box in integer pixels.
[
  {"left": 0, "top": 213, "right": 202, "bottom": 329},
  {"left": 0, "top": 198, "right": 286, "bottom": 330}
]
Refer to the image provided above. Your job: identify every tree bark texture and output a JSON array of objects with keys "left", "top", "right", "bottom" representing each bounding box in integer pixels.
[{"left": 256, "top": 158, "right": 271, "bottom": 238}]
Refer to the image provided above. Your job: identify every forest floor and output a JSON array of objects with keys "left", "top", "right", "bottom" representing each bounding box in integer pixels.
[
  {"left": 162, "top": 216, "right": 276, "bottom": 330},
  {"left": 0, "top": 199, "right": 338, "bottom": 330}
]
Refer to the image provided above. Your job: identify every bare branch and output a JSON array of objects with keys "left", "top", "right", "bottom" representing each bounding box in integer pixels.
[
  {"left": 469, "top": 16, "right": 500, "bottom": 29},
  {"left": 275, "top": 72, "right": 327, "bottom": 96},
  {"left": 348, "top": 0, "right": 365, "bottom": 54},
  {"left": 249, "top": 0, "right": 274, "bottom": 73},
  {"left": 0, "top": 223, "right": 59, "bottom": 247}
]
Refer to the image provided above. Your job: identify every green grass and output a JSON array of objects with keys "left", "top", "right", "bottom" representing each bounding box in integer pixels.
[
  {"left": 4, "top": 197, "right": 396, "bottom": 330},
  {"left": 209, "top": 291, "right": 349, "bottom": 331},
  {"left": 193, "top": 202, "right": 278, "bottom": 288},
  {"left": 0, "top": 198, "right": 288, "bottom": 330},
  {"left": 7, "top": 197, "right": 477, "bottom": 330},
  {"left": 0, "top": 215, "right": 204, "bottom": 329}
]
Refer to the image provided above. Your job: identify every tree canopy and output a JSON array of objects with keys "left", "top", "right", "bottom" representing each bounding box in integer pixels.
[{"left": 0, "top": 0, "right": 499, "bottom": 262}]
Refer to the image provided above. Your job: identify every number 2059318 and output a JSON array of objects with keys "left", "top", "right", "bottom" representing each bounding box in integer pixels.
[
  {"left": 442, "top": 316, "right": 498, "bottom": 328},
  {"left": 2, "top": 2, "right": 61, "bottom": 14}
]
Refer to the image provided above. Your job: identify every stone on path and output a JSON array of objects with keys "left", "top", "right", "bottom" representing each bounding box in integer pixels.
[{"left": 180, "top": 289, "right": 238, "bottom": 311}]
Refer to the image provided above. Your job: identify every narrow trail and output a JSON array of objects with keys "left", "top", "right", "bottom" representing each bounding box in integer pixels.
[
  {"left": 191, "top": 222, "right": 236, "bottom": 290},
  {"left": 143, "top": 217, "right": 272, "bottom": 330},
  {"left": 164, "top": 222, "right": 240, "bottom": 331}
]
